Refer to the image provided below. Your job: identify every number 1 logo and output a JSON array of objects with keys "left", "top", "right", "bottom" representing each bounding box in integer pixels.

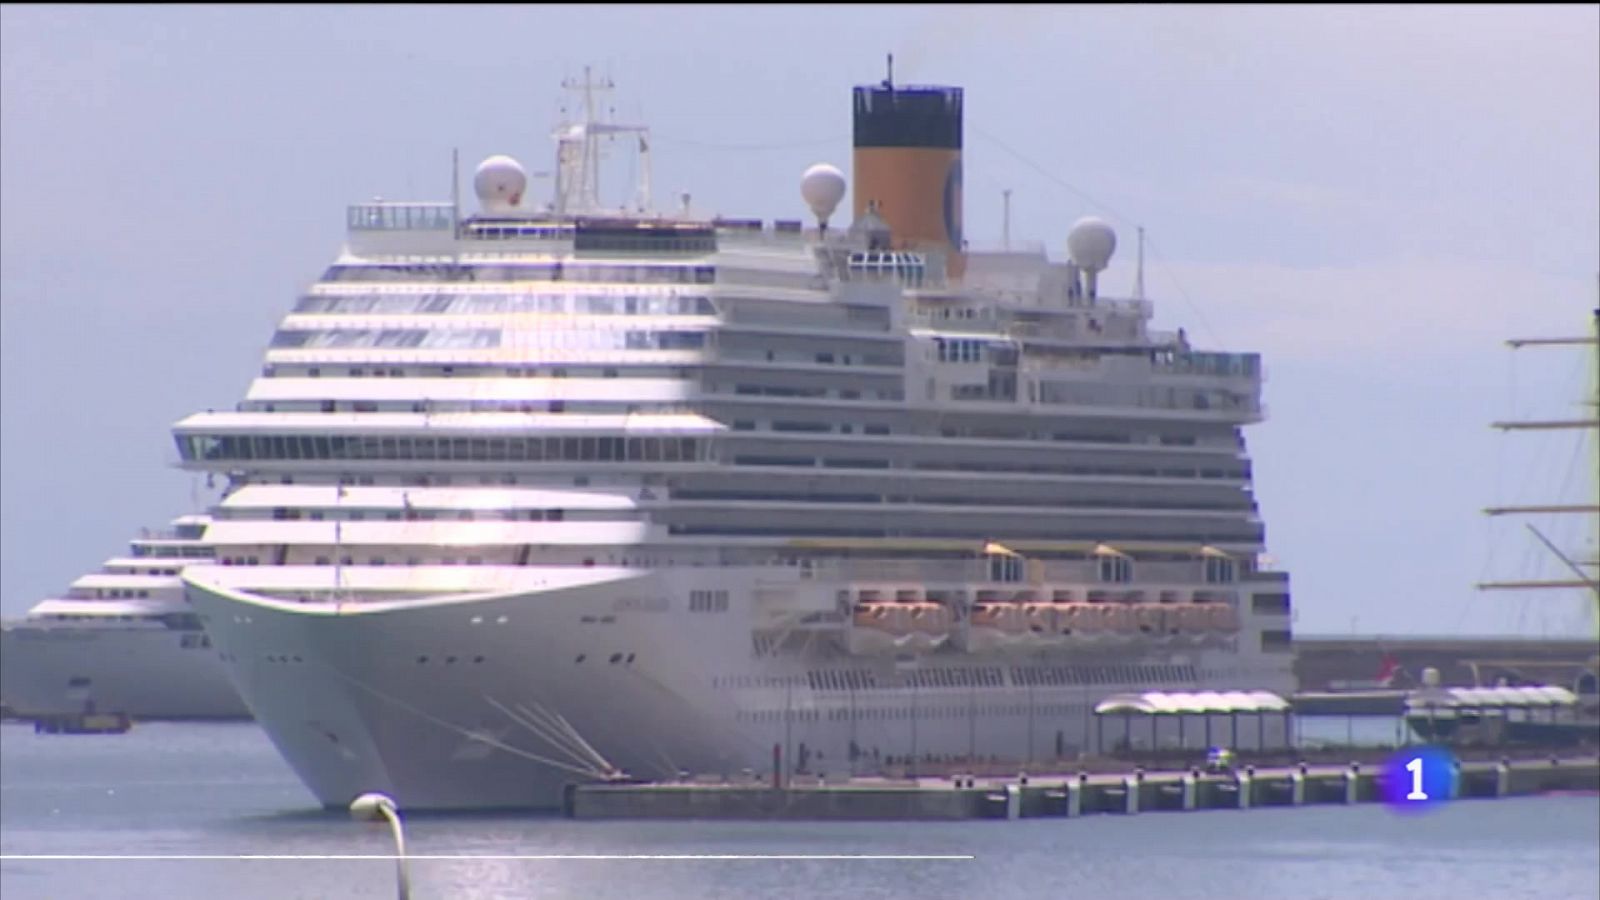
[{"left": 1405, "top": 756, "right": 1428, "bottom": 801}]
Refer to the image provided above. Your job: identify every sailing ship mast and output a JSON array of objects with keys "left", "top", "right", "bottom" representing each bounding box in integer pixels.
[{"left": 1477, "top": 305, "right": 1600, "bottom": 611}]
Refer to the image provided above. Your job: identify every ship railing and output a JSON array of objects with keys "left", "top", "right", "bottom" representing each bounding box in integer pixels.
[
  {"left": 1096, "top": 297, "right": 1153, "bottom": 318},
  {"left": 347, "top": 202, "right": 456, "bottom": 233}
]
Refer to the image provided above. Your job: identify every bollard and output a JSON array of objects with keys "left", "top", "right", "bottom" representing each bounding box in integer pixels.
[
  {"left": 1290, "top": 768, "right": 1305, "bottom": 806},
  {"left": 1123, "top": 775, "right": 1140, "bottom": 815},
  {"left": 1448, "top": 761, "right": 1461, "bottom": 800},
  {"left": 1181, "top": 771, "right": 1197, "bottom": 810},
  {"left": 1236, "top": 768, "right": 1252, "bottom": 810},
  {"left": 1495, "top": 760, "right": 1512, "bottom": 797},
  {"left": 1065, "top": 777, "right": 1082, "bottom": 818},
  {"left": 1004, "top": 783, "right": 1021, "bottom": 820},
  {"left": 1345, "top": 762, "right": 1360, "bottom": 805}
]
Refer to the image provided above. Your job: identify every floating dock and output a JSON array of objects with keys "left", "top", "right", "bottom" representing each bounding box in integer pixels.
[{"left": 565, "top": 755, "right": 1599, "bottom": 820}]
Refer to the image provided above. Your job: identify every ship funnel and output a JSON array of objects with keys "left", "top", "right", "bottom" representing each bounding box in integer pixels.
[{"left": 852, "top": 75, "right": 964, "bottom": 278}]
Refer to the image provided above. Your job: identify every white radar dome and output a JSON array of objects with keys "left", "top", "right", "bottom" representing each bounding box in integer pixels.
[
  {"left": 474, "top": 155, "right": 527, "bottom": 214},
  {"left": 800, "top": 163, "right": 847, "bottom": 226},
  {"left": 1067, "top": 216, "right": 1117, "bottom": 272}
]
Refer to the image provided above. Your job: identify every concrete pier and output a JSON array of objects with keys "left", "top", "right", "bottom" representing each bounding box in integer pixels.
[{"left": 565, "top": 755, "right": 1599, "bottom": 821}]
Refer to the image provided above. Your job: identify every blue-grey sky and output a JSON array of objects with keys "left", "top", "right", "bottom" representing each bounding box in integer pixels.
[{"left": 3, "top": 5, "right": 1597, "bottom": 637}]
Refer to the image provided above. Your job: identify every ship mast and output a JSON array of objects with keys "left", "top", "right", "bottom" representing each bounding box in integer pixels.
[
  {"left": 1476, "top": 305, "right": 1600, "bottom": 606},
  {"left": 552, "top": 66, "right": 652, "bottom": 217}
]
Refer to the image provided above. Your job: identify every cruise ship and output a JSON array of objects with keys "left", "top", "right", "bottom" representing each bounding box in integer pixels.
[
  {"left": 0, "top": 515, "right": 249, "bottom": 719},
  {"left": 178, "top": 70, "right": 1296, "bottom": 810}
]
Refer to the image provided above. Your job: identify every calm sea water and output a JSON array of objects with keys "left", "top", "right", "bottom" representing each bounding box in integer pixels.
[{"left": 2, "top": 722, "right": 1596, "bottom": 900}]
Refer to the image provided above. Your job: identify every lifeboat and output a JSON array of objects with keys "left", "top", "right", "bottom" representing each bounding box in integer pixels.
[
  {"left": 960, "top": 602, "right": 1028, "bottom": 653},
  {"left": 1174, "top": 604, "right": 1207, "bottom": 645},
  {"left": 902, "top": 602, "right": 952, "bottom": 651},
  {"left": 1210, "top": 603, "right": 1241, "bottom": 635},
  {"left": 847, "top": 602, "right": 911, "bottom": 655},
  {"left": 1022, "top": 602, "right": 1063, "bottom": 648},
  {"left": 1133, "top": 604, "right": 1164, "bottom": 639},
  {"left": 1101, "top": 604, "right": 1136, "bottom": 645},
  {"left": 1061, "top": 603, "right": 1099, "bottom": 642}
]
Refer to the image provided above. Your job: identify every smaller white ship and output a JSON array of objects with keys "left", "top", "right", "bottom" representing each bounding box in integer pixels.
[{"left": 0, "top": 515, "right": 249, "bottom": 719}]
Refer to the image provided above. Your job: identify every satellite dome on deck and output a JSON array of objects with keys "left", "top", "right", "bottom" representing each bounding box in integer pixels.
[
  {"left": 474, "top": 155, "right": 527, "bottom": 214},
  {"left": 1067, "top": 217, "right": 1117, "bottom": 272},
  {"left": 800, "top": 164, "right": 847, "bottom": 227}
]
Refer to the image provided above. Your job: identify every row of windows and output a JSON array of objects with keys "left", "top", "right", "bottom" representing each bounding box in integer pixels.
[
  {"left": 689, "top": 589, "right": 730, "bottom": 612},
  {"left": 1036, "top": 380, "right": 1256, "bottom": 414},
  {"left": 1251, "top": 592, "right": 1292, "bottom": 614},
  {"left": 736, "top": 702, "right": 1097, "bottom": 724},
  {"left": 321, "top": 263, "right": 717, "bottom": 285},
  {"left": 178, "top": 434, "right": 704, "bottom": 465},
  {"left": 1261, "top": 629, "right": 1293, "bottom": 652},
  {"left": 269, "top": 328, "right": 708, "bottom": 352},
  {"left": 714, "top": 452, "right": 1249, "bottom": 483},
  {"left": 254, "top": 400, "right": 691, "bottom": 417},
  {"left": 33, "top": 614, "right": 162, "bottom": 623},
  {"left": 674, "top": 523, "right": 1265, "bottom": 544},
  {"left": 934, "top": 338, "right": 990, "bottom": 364},
  {"left": 798, "top": 663, "right": 1201, "bottom": 693},
  {"left": 270, "top": 328, "right": 502, "bottom": 350},
  {"left": 278, "top": 364, "right": 693, "bottom": 380},
  {"left": 572, "top": 232, "right": 717, "bottom": 254},
  {"left": 129, "top": 546, "right": 213, "bottom": 559},
  {"left": 1153, "top": 351, "right": 1261, "bottom": 378},
  {"left": 231, "top": 507, "right": 582, "bottom": 524},
  {"left": 293, "top": 292, "right": 718, "bottom": 317}
]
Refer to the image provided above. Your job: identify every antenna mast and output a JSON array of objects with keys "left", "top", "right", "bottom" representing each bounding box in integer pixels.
[
  {"left": 1002, "top": 189, "right": 1011, "bottom": 251},
  {"left": 553, "top": 66, "right": 648, "bottom": 216},
  {"left": 1134, "top": 226, "right": 1146, "bottom": 301}
]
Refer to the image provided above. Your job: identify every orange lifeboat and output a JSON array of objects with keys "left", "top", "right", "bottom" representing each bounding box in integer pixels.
[
  {"left": 1101, "top": 605, "right": 1135, "bottom": 643},
  {"left": 961, "top": 601, "right": 1027, "bottom": 652},
  {"left": 1024, "top": 602, "right": 1057, "bottom": 636},
  {"left": 904, "top": 602, "right": 952, "bottom": 651},
  {"left": 1210, "top": 603, "right": 1241, "bottom": 635},
  {"left": 1172, "top": 604, "right": 1205, "bottom": 644},
  {"left": 1061, "top": 603, "right": 1097, "bottom": 641},
  {"left": 1134, "top": 604, "right": 1164, "bottom": 637},
  {"left": 848, "top": 602, "right": 912, "bottom": 655},
  {"left": 1021, "top": 602, "right": 1069, "bottom": 648}
]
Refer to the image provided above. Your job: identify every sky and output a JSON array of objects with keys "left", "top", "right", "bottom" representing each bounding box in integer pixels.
[{"left": 2, "top": 5, "right": 1597, "bottom": 637}]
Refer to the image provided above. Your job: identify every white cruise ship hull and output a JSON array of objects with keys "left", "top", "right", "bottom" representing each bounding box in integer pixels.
[
  {"left": 187, "top": 568, "right": 1292, "bottom": 811},
  {"left": 0, "top": 623, "right": 249, "bottom": 719}
]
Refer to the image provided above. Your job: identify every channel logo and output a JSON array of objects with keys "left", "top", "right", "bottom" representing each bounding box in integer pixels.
[{"left": 1381, "top": 746, "right": 1458, "bottom": 814}]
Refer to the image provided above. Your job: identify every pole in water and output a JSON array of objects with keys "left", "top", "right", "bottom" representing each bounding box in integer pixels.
[{"left": 350, "top": 793, "right": 410, "bottom": 900}]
